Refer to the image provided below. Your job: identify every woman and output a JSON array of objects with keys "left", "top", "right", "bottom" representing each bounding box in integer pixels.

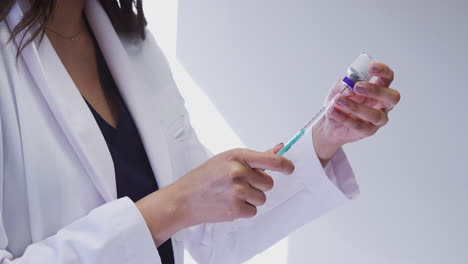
[{"left": 0, "top": 0, "right": 400, "bottom": 263}]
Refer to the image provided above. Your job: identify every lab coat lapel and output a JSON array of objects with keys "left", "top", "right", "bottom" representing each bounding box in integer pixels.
[
  {"left": 6, "top": 0, "right": 175, "bottom": 203},
  {"left": 85, "top": 0, "right": 175, "bottom": 188},
  {"left": 5, "top": 3, "right": 116, "bottom": 202}
]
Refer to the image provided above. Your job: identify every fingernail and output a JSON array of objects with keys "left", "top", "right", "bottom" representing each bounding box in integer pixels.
[
  {"left": 336, "top": 97, "right": 346, "bottom": 105},
  {"left": 354, "top": 84, "right": 366, "bottom": 93},
  {"left": 371, "top": 65, "right": 381, "bottom": 73},
  {"left": 275, "top": 143, "right": 284, "bottom": 148}
]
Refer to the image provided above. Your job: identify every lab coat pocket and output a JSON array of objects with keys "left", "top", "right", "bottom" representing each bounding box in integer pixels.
[
  {"left": 165, "top": 112, "right": 191, "bottom": 142},
  {"left": 165, "top": 113, "right": 193, "bottom": 180}
]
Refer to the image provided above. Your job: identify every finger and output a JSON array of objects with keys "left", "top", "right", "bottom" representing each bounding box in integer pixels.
[
  {"left": 237, "top": 201, "right": 257, "bottom": 218},
  {"left": 241, "top": 185, "right": 267, "bottom": 207},
  {"left": 246, "top": 169, "right": 274, "bottom": 192},
  {"left": 369, "top": 62, "right": 394, "bottom": 87},
  {"left": 265, "top": 143, "right": 284, "bottom": 154},
  {"left": 328, "top": 107, "right": 378, "bottom": 137},
  {"left": 334, "top": 96, "right": 388, "bottom": 126},
  {"left": 235, "top": 149, "right": 295, "bottom": 175},
  {"left": 354, "top": 82, "right": 401, "bottom": 108}
]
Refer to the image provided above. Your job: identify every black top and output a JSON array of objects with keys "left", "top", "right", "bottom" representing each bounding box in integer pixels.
[{"left": 85, "top": 32, "right": 175, "bottom": 263}]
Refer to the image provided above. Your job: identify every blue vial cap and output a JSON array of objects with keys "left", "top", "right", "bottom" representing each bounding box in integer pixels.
[{"left": 342, "top": 76, "right": 356, "bottom": 91}]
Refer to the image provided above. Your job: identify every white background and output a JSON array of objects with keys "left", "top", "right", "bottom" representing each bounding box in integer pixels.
[{"left": 146, "top": 0, "right": 468, "bottom": 263}]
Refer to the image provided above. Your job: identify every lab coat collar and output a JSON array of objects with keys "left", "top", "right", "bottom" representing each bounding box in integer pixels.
[{"left": 5, "top": 0, "right": 174, "bottom": 202}]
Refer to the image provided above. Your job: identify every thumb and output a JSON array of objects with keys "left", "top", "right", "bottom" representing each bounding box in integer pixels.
[{"left": 266, "top": 143, "right": 284, "bottom": 154}]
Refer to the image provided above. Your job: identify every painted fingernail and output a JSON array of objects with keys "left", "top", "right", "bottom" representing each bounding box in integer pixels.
[
  {"left": 354, "top": 84, "right": 366, "bottom": 93},
  {"left": 336, "top": 98, "right": 346, "bottom": 105},
  {"left": 371, "top": 65, "right": 382, "bottom": 73}
]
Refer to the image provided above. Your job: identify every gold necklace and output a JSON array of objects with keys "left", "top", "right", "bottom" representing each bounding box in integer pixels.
[{"left": 46, "top": 26, "right": 82, "bottom": 41}]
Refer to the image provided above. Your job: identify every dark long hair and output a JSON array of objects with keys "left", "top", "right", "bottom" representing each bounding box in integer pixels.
[{"left": 0, "top": 0, "right": 146, "bottom": 55}]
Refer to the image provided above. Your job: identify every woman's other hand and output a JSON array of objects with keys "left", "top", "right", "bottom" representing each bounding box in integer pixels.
[{"left": 312, "top": 62, "right": 401, "bottom": 166}]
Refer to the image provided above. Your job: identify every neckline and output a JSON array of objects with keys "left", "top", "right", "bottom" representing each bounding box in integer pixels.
[
  {"left": 85, "top": 97, "right": 123, "bottom": 131},
  {"left": 85, "top": 16, "right": 121, "bottom": 131}
]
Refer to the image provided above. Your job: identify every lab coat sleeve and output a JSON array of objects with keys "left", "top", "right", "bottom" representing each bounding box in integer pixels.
[
  {"left": 174, "top": 107, "right": 359, "bottom": 264},
  {"left": 0, "top": 117, "right": 160, "bottom": 263},
  {"left": 0, "top": 197, "right": 160, "bottom": 263}
]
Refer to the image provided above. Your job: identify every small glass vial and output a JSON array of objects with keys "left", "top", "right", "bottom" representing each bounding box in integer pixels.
[{"left": 342, "top": 53, "right": 376, "bottom": 91}]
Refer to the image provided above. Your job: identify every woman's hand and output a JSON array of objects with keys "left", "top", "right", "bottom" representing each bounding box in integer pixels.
[
  {"left": 136, "top": 146, "right": 294, "bottom": 246},
  {"left": 312, "top": 62, "right": 401, "bottom": 166},
  {"left": 175, "top": 147, "right": 294, "bottom": 224}
]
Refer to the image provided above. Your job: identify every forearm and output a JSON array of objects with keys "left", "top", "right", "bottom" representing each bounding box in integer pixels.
[{"left": 312, "top": 124, "right": 343, "bottom": 167}]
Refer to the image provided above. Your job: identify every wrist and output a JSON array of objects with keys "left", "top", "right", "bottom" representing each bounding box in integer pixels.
[
  {"left": 136, "top": 183, "right": 191, "bottom": 246},
  {"left": 312, "top": 125, "right": 343, "bottom": 167}
]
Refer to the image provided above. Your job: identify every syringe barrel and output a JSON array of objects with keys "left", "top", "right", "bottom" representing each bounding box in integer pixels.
[{"left": 342, "top": 53, "right": 376, "bottom": 91}]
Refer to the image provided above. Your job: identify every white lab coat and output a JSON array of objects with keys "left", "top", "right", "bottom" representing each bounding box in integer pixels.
[{"left": 0, "top": 0, "right": 359, "bottom": 263}]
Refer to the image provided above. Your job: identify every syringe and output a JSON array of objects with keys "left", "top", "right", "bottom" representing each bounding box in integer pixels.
[
  {"left": 273, "top": 86, "right": 348, "bottom": 157},
  {"left": 261, "top": 53, "right": 376, "bottom": 169}
]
